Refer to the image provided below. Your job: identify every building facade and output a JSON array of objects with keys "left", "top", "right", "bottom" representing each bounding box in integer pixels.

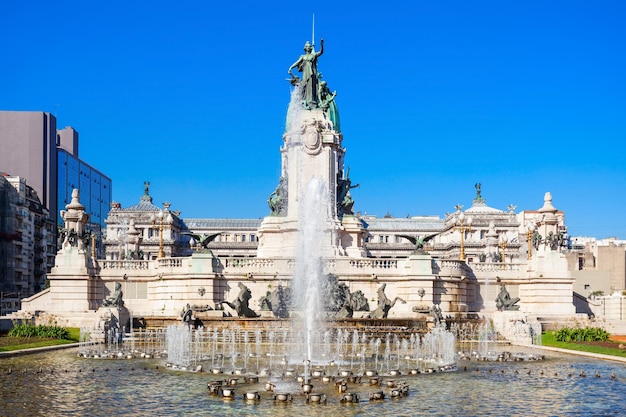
[
  {"left": 0, "top": 111, "right": 112, "bottom": 300},
  {"left": 0, "top": 174, "right": 53, "bottom": 314},
  {"left": 57, "top": 126, "right": 112, "bottom": 259},
  {"left": 0, "top": 111, "right": 57, "bottom": 222}
]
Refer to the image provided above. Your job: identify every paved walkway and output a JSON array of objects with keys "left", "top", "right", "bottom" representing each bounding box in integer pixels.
[
  {"left": 530, "top": 344, "right": 626, "bottom": 364},
  {"left": 0, "top": 342, "right": 81, "bottom": 358}
]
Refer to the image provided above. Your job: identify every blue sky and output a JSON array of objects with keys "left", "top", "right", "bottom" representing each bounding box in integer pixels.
[{"left": 2, "top": 1, "right": 625, "bottom": 238}]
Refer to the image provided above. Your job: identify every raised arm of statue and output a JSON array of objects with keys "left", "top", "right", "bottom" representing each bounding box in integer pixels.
[{"left": 317, "top": 38, "right": 324, "bottom": 57}]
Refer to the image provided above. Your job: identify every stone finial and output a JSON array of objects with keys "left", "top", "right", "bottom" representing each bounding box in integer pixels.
[
  {"left": 127, "top": 219, "right": 140, "bottom": 240},
  {"left": 538, "top": 192, "right": 558, "bottom": 225},
  {"left": 538, "top": 192, "right": 558, "bottom": 214},
  {"left": 65, "top": 188, "right": 85, "bottom": 211}
]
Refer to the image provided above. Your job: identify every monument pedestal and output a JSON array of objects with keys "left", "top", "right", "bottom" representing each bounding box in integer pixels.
[{"left": 489, "top": 311, "right": 540, "bottom": 346}]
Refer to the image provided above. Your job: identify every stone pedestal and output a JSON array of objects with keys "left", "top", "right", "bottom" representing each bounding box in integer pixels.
[
  {"left": 520, "top": 251, "right": 575, "bottom": 316},
  {"left": 47, "top": 248, "right": 97, "bottom": 312},
  {"left": 340, "top": 215, "right": 368, "bottom": 257},
  {"left": 490, "top": 311, "right": 540, "bottom": 346},
  {"left": 96, "top": 306, "right": 131, "bottom": 340}
]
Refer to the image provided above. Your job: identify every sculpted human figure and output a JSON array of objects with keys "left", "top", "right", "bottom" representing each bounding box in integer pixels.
[
  {"left": 318, "top": 80, "right": 336, "bottom": 111},
  {"left": 532, "top": 230, "right": 542, "bottom": 251},
  {"left": 496, "top": 284, "right": 520, "bottom": 311},
  {"left": 268, "top": 177, "right": 287, "bottom": 216},
  {"left": 337, "top": 170, "right": 359, "bottom": 216},
  {"left": 269, "top": 283, "right": 289, "bottom": 318},
  {"left": 336, "top": 283, "right": 354, "bottom": 319},
  {"left": 182, "top": 303, "right": 193, "bottom": 325},
  {"left": 430, "top": 304, "right": 444, "bottom": 327},
  {"left": 288, "top": 39, "right": 325, "bottom": 109},
  {"left": 103, "top": 282, "right": 124, "bottom": 308}
]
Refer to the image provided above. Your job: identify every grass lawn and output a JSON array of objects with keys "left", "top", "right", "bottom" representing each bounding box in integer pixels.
[
  {"left": 542, "top": 332, "right": 626, "bottom": 358},
  {"left": 0, "top": 327, "right": 80, "bottom": 352}
]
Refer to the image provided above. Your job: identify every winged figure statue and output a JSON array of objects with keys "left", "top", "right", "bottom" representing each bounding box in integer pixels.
[
  {"left": 397, "top": 233, "right": 438, "bottom": 254},
  {"left": 181, "top": 232, "right": 222, "bottom": 252}
]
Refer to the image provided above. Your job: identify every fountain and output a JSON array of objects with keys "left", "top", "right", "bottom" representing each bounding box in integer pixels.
[
  {"left": 7, "top": 34, "right": 616, "bottom": 416},
  {"left": 289, "top": 177, "right": 332, "bottom": 379}
]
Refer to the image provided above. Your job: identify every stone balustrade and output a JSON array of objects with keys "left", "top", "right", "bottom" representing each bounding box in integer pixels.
[
  {"left": 223, "top": 258, "right": 276, "bottom": 269},
  {"left": 470, "top": 262, "right": 522, "bottom": 272},
  {"left": 434, "top": 259, "right": 465, "bottom": 272},
  {"left": 98, "top": 256, "right": 513, "bottom": 281},
  {"left": 157, "top": 258, "right": 184, "bottom": 269},
  {"left": 347, "top": 259, "right": 398, "bottom": 269},
  {"left": 101, "top": 260, "right": 150, "bottom": 270}
]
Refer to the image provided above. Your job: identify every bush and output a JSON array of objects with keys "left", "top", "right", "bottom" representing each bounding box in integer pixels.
[
  {"left": 8, "top": 324, "right": 70, "bottom": 340},
  {"left": 555, "top": 327, "right": 610, "bottom": 342}
]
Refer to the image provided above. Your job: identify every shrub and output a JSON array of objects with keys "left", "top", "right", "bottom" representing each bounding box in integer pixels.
[
  {"left": 8, "top": 324, "right": 70, "bottom": 340},
  {"left": 555, "top": 327, "right": 610, "bottom": 342}
]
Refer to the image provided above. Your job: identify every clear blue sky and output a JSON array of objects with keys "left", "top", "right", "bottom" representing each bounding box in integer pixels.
[{"left": 2, "top": 1, "right": 625, "bottom": 238}]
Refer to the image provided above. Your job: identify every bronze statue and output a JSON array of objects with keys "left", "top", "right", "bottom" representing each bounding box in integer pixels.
[
  {"left": 318, "top": 78, "right": 340, "bottom": 131},
  {"left": 181, "top": 232, "right": 221, "bottom": 252},
  {"left": 367, "top": 284, "right": 406, "bottom": 319},
  {"left": 337, "top": 169, "right": 359, "bottom": 217},
  {"left": 495, "top": 284, "right": 520, "bottom": 311},
  {"left": 335, "top": 283, "right": 369, "bottom": 319},
  {"left": 288, "top": 39, "right": 325, "bottom": 109},
  {"left": 318, "top": 80, "right": 336, "bottom": 111},
  {"left": 336, "top": 283, "right": 354, "bottom": 319},
  {"left": 268, "top": 177, "right": 287, "bottom": 216},
  {"left": 397, "top": 233, "right": 438, "bottom": 254},
  {"left": 221, "top": 282, "right": 259, "bottom": 318},
  {"left": 259, "top": 284, "right": 290, "bottom": 318}
]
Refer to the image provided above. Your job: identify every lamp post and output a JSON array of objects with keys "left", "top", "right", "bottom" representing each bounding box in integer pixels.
[
  {"left": 500, "top": 235, "right": 507, "bottom": 265},
  {"left": 91, "top": 232, "right": 96, "bottom": 260},
  {"left": 150, "top": 206, "right": 173, "bottom": 258},
  {"left": 525, "top": 222, "right": 536, "bottom": 260},
  {"left": 456, "top": 212, "right": 473, "bottom": 261}
]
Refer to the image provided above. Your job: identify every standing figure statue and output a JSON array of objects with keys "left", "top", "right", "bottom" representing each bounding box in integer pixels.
[
  {"left": 532, "top": 230, "right": 542, "bottom": 251},
  {"left": 221, "top": 282, "right": 259, "bottom": 318},
  {"left": 367, "top": 283, "right": 406, "bottom": 319},
  {"left": 337, "top": 169, "right": 359, "bottom": 217},
  {"left": 268, "top": 177, "right": 287, "bottom": 216},
  {"left": 288, "top": 39, "right": 325, "bottom": 109}
]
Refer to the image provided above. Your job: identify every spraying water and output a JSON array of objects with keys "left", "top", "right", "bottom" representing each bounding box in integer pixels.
[{"left": 290, "top": 177, "right": 330, "bottom": 364}]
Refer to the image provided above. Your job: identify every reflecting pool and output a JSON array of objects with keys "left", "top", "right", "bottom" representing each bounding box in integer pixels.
[{"left": 1, "top": 347, "right": 626, "bottom": 416}]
